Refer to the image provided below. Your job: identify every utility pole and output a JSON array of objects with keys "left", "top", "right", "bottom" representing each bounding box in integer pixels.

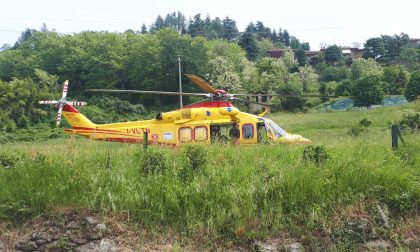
[{"left": 177, "top": 55, "right": 183, "bottom": 108}]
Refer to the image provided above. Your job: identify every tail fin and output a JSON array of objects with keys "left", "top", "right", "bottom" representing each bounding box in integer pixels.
[{"left": 62, "top": 104, "right": 96, "bottom": 128}]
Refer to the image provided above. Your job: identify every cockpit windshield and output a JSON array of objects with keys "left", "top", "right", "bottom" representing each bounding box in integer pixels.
[{"left": 262, "top": 118, "right": 287, "bottom": 138}]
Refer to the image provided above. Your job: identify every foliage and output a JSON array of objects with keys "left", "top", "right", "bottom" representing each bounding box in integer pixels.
[
  {"left": 295, "top": 48, "right": 306, "bottom": 66},
  {"left": 0, "top": 72, "right": 59, "bottom": 130},
  {"left": 206, "top": 56, "right": 242, "bottom": 92},
  {"left": 319, "top": 66, "right": 349, "bottom": 82},
  {"left": 352, "top": 75, "right": 385, "bottom": 107},
  {"left": 351, "top": 58, "right": 383, "bottom": 80},
  {"left": 0, "top": 152, "right": 20, "bottom": 169},
  {"left": 298, "top": 65, "right": 318, "bottom": 92},
  {"left": 276, "top": 81, "right": 306, "bottom": 111},
  {"left": 382, "top": 66, "right": 408, "bottom": 95},
  {"left": 347, "top": 118, "right": 372, "bottom": 137},
  {"left": 363, "top": 33, "right": 410, "bottom": 63},
  {"left": 0, "top": 104, "right": 419, "bottom": 249},
  {"left": 399, "top": 113, "right": 419, "bottom": 131},
  {"left": 405, "top": 71, "right": 420, "bottom": 101},
  {"left": 335, "top": 79, "right": 354, "bottom": 96},
  {"left": 0, "top": 124, "right": 64, "bottom": 143},
  {"left": 180, "top": 145, "right": 208, "bottom": 182},
  {"left": 238, "top": 33, "right": 258, "bottom": 61},
  {"left": 324, "top": 45, "right": 342, "bottom": 65},
  {"left": 363, "top": 37, "right": 385, "bottom": 59},
  {"left": 302, "top": 145, "right": 329, "bottom": 164},
  {"left": 140, "top": 147, "right": 168, "bottom": 175}
]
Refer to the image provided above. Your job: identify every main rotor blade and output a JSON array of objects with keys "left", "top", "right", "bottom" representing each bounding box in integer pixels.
[
  {"left": 56, "top": 103, "right": 64, "bottom": 127},
  {"left": 185, "top": 74, "right": 218, "bottom": 94},
  {"left": 39, "top": 100, "right": 59, "bottom": 104},
  {"left": 231, "top": 93, "right": 351, "bottom": 98},
  {"left": 86, "top": 89, "right": 210, "bottom": 97},
  {"left": 231, "top": 97, "right": 272, "bottom": 107},
  {"left": 61, "top": 80, "right": 69, "bottom": 99},
  {"left": 182, "top": 98, "right": 211, "bottom": 108},
  {"left": 67, "top": 101, "right": 87, "bottom": 106}
]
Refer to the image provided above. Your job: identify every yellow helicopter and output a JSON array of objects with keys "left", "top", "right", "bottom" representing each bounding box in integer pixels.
[{"left": 39, "top": 74, "right": 311, "bottom": 146}]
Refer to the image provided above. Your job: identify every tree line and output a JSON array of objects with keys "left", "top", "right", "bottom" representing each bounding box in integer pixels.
[{"left": 0, "top": 13, "right": 419, "bottom": 131}]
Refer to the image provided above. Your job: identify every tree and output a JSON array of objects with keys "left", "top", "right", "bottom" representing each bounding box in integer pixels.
[
  {"left": 256, "top": 38, "right": 275, "bottom": 60},
  {"left": 140, "top": 24, "right": 148, "bottom": 34},
  {"left": 351, "top": 58, "right": 382, "bottom": 80},
  {"left": 295, "top": 48, "right": 306, "bottom": 66},
  {"left": 283, "top": 30, "right": 290, "bottom": 47},
  {"left": 298, "top": 66, "right": 318, "bottom": 92},
  {"left": 324, "top": 45, "right": 342, "bottom": 65},
  {"left": 207, "top": 56, "right": 242, "bottom": 92},
  {"left": 352, "top": 75, "right": 385, "bottom": 107},
  {"left": 277, "top": 81, "right": 306, "bottom": 111},
  {"left": 404, "top": 71, "right": 420, "bottom": 101},
  {"left": 290, "top": 36, "right": 300, "bottom": 49},
  {"left": 238, "top": 33, "right": 258, "bottom": 61},
  {"left": 300, "top": 42, "right": 310, "bottom": 51},
  {"left": 221, "top": 16, "right": 238, "bottom": 41},
  {"left": 363, "top": 37, "right": 385, "bottom": 60},
  {"left": 383, "top": 66, "right": 408, "bottom": 95}
]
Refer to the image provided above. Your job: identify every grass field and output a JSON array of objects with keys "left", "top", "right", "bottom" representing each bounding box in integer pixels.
[{"left": 0, "top": 102, "right": 419, "bottom": 250}]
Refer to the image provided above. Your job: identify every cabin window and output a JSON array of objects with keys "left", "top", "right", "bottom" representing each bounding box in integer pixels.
[
  {"left": 194, "top": 126, "right": 208, "bottom": 142},
  {"left": 242, "top": 124, "right": 254, "bottom": 139},
  {"left": 179, "top": 127, "right": 192, "bottom": 142}
]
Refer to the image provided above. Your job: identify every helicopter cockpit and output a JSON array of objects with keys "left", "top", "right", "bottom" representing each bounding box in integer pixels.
[{"left": 259, "top": 117, "right": 310, "bottom": 143}]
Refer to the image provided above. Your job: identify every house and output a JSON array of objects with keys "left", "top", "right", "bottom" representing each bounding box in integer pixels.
[
  {"left": 266, "top": 46, "right": 364, "bottom": 63},
  {"left": 408, "top": 38, "right": 420, "bottom": 48}
]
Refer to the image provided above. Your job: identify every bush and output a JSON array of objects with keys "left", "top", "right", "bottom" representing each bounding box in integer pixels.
[
  {"left": 180, "top": 145, "right": 208, "bottom": 182},
  {"left": 302, "top": 145, "right": 329, "bottom": 164},
  {"left": 0, "top": 152, "right": 20, "bottom": 169},
  {"left": 347, "top": 118, "right": 372, "bottom": 137},
  {"left": 276, "top": 83, "right": 307, "bottom": 111},
  {"left": 184, "top": 145, "right": 207, "bottom": 172},
  {"left": 399, "top": 113, "right": 419, "bottom": 131},
  {"left": 140, "top": 148, "right": 167, "bottom": 175},
  {"left": 404, "top": 71, "right": 420, "bottom": 101}
]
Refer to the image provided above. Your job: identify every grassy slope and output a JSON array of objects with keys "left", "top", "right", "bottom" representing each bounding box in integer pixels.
[{"left": 0, "top": 102, "right": 419, "bottom": 249}]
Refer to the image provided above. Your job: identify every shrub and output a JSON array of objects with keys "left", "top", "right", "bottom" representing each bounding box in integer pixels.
[
  {"left": 140, "top": 148, "right": 167, "bottom": 175},
  {"left": 404, "top": 70, "right": 420, "bottom": 101},
  {"left": 0, "top": 152, "right": 19, "bottom": 169},
  {"left": 184, "top": 145, "right": 207, "bottom": 172},
  {"left": 302, "top": 145, "right": 329, "bottom": 165},
  {"left": 399, "top": 113, "right": 419, "bottom": 131},
  {"left": 347, "top": 118, "right": 372, "bottom": 137},
  {"left": 359, "top": 118, "right": 372, "bottom": 127},
  {"left": 180, "top": 145, "right": 207, "bottom": 182}
]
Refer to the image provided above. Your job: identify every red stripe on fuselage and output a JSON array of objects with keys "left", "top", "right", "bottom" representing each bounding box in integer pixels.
[{"left": 184, "top": 101, "right": 233, "bottom": 108}]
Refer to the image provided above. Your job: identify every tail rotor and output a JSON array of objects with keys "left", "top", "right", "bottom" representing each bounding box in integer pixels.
[{"left": 38, "top": 80, "right": 87, "bottom": 127}]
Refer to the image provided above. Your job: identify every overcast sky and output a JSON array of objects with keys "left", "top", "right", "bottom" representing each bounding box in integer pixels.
[{"left": 1, "top": 0, "right": 419, "bottom": 50}]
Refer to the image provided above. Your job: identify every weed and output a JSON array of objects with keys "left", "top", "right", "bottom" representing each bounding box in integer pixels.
[
  {"left": 140, "top": 147, "right": 168, "bottom": 175},
  {"left": 399, "top": 113, "right": 419, "bottom": 131},
  {"left": 0, "top": 152, "right": 20, "bottom": 169},
  {"left": 302, "top": 145, "right": 329, "bottom": 164}
]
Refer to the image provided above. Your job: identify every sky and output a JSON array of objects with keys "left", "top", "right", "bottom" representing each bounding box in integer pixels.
[{"left": 1, "top": 0, "right": 419, "bottom": 50}]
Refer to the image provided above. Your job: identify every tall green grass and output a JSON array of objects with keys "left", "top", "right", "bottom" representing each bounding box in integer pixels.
[{"left": 0, "top": 103, "right": 419, "bottom": 244}]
